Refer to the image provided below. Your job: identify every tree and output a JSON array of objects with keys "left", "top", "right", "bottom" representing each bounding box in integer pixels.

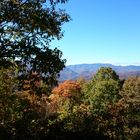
[
  {"left": 0, "top": 0, "right": 70, "bottom": 94},
  {"left": 50, "top": 80, "right": 82, "bottom": 118},
  {"left": 81, "top": 67, "right": 121, "bottom": 138},
  {"left": 52, "top": 80, "right": 81, "bottom": 98},
  {"left": 49, "top": 81, "right": 83, "bottom": 129},
  {"left": 93, "top": 67, "right": 119, "bottom": 81},
  {"left": 0, "top": 67, "right": 33, "bottom": 139},
  {"left": 83, "top": 67, "right": 120, "bottom": 104},
  {"left": 118, "top": 77, "right": 140, "bottom": 139}
]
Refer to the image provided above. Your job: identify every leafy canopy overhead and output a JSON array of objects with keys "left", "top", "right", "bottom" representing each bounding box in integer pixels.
[{"left": 0, "top": 0, "right": 70, "bottom": 91}]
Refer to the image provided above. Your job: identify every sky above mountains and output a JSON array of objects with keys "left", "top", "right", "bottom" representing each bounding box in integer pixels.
[{"left": 52, "top": 0, "right": 140, "bottom": 66}]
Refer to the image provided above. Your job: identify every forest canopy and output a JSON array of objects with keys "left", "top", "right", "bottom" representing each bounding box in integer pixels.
[{"left": 0, "top": 0, "right": 140, "bottom": 139}]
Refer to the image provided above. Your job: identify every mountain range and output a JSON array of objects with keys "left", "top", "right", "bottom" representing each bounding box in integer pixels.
[{"left": 59, "top": 63, "right": 140, "bottom": 81}]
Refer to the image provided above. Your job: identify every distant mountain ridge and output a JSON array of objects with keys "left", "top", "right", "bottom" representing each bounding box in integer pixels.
[{"left": 59, "top": 63, "right": 140, "bottom": 81}]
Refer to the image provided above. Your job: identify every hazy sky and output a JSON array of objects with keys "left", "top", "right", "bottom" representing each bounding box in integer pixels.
[{"left": 52, "top": 0, "right": 140, "bottom": 65}]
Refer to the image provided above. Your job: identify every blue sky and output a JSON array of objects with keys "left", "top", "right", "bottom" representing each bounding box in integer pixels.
[{"left": 52, "top": 0, "right": 140, "bottom": 66}]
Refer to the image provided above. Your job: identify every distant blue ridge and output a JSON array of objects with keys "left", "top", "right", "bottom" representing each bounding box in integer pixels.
[{"left": 59, "top": 63, "right": 140, "bottom": 81}]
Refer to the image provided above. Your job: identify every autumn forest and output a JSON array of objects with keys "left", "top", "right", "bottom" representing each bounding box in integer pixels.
[{"left": 0, "top": 0, "right": 140, "bottom": 140}]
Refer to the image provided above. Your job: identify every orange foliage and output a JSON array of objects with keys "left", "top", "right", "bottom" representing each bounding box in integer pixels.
[{"left": 52, "top": 80, "right": 81, "bottom": 98}]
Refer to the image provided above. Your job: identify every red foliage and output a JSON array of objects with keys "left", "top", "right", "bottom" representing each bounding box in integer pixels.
[{"left": 52, "top": 80, "right": 81, "bottom": 97}]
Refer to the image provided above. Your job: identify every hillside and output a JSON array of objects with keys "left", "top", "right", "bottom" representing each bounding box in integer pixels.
[{"left": 59, "top": 63, "right": 140, "bottom": 81}]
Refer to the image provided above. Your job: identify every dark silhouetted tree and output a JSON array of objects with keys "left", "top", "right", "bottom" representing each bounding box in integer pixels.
[{"left": 0, "top": 0, "right": 70, "bottom": 94}]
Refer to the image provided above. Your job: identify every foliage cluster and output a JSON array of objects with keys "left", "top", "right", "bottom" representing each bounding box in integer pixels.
[
  {"left": 1, "top": 67, "right": 140, "bottom": 139},
  {"left": 0, "top": 0, "right": 70, "bottom": 92}
]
